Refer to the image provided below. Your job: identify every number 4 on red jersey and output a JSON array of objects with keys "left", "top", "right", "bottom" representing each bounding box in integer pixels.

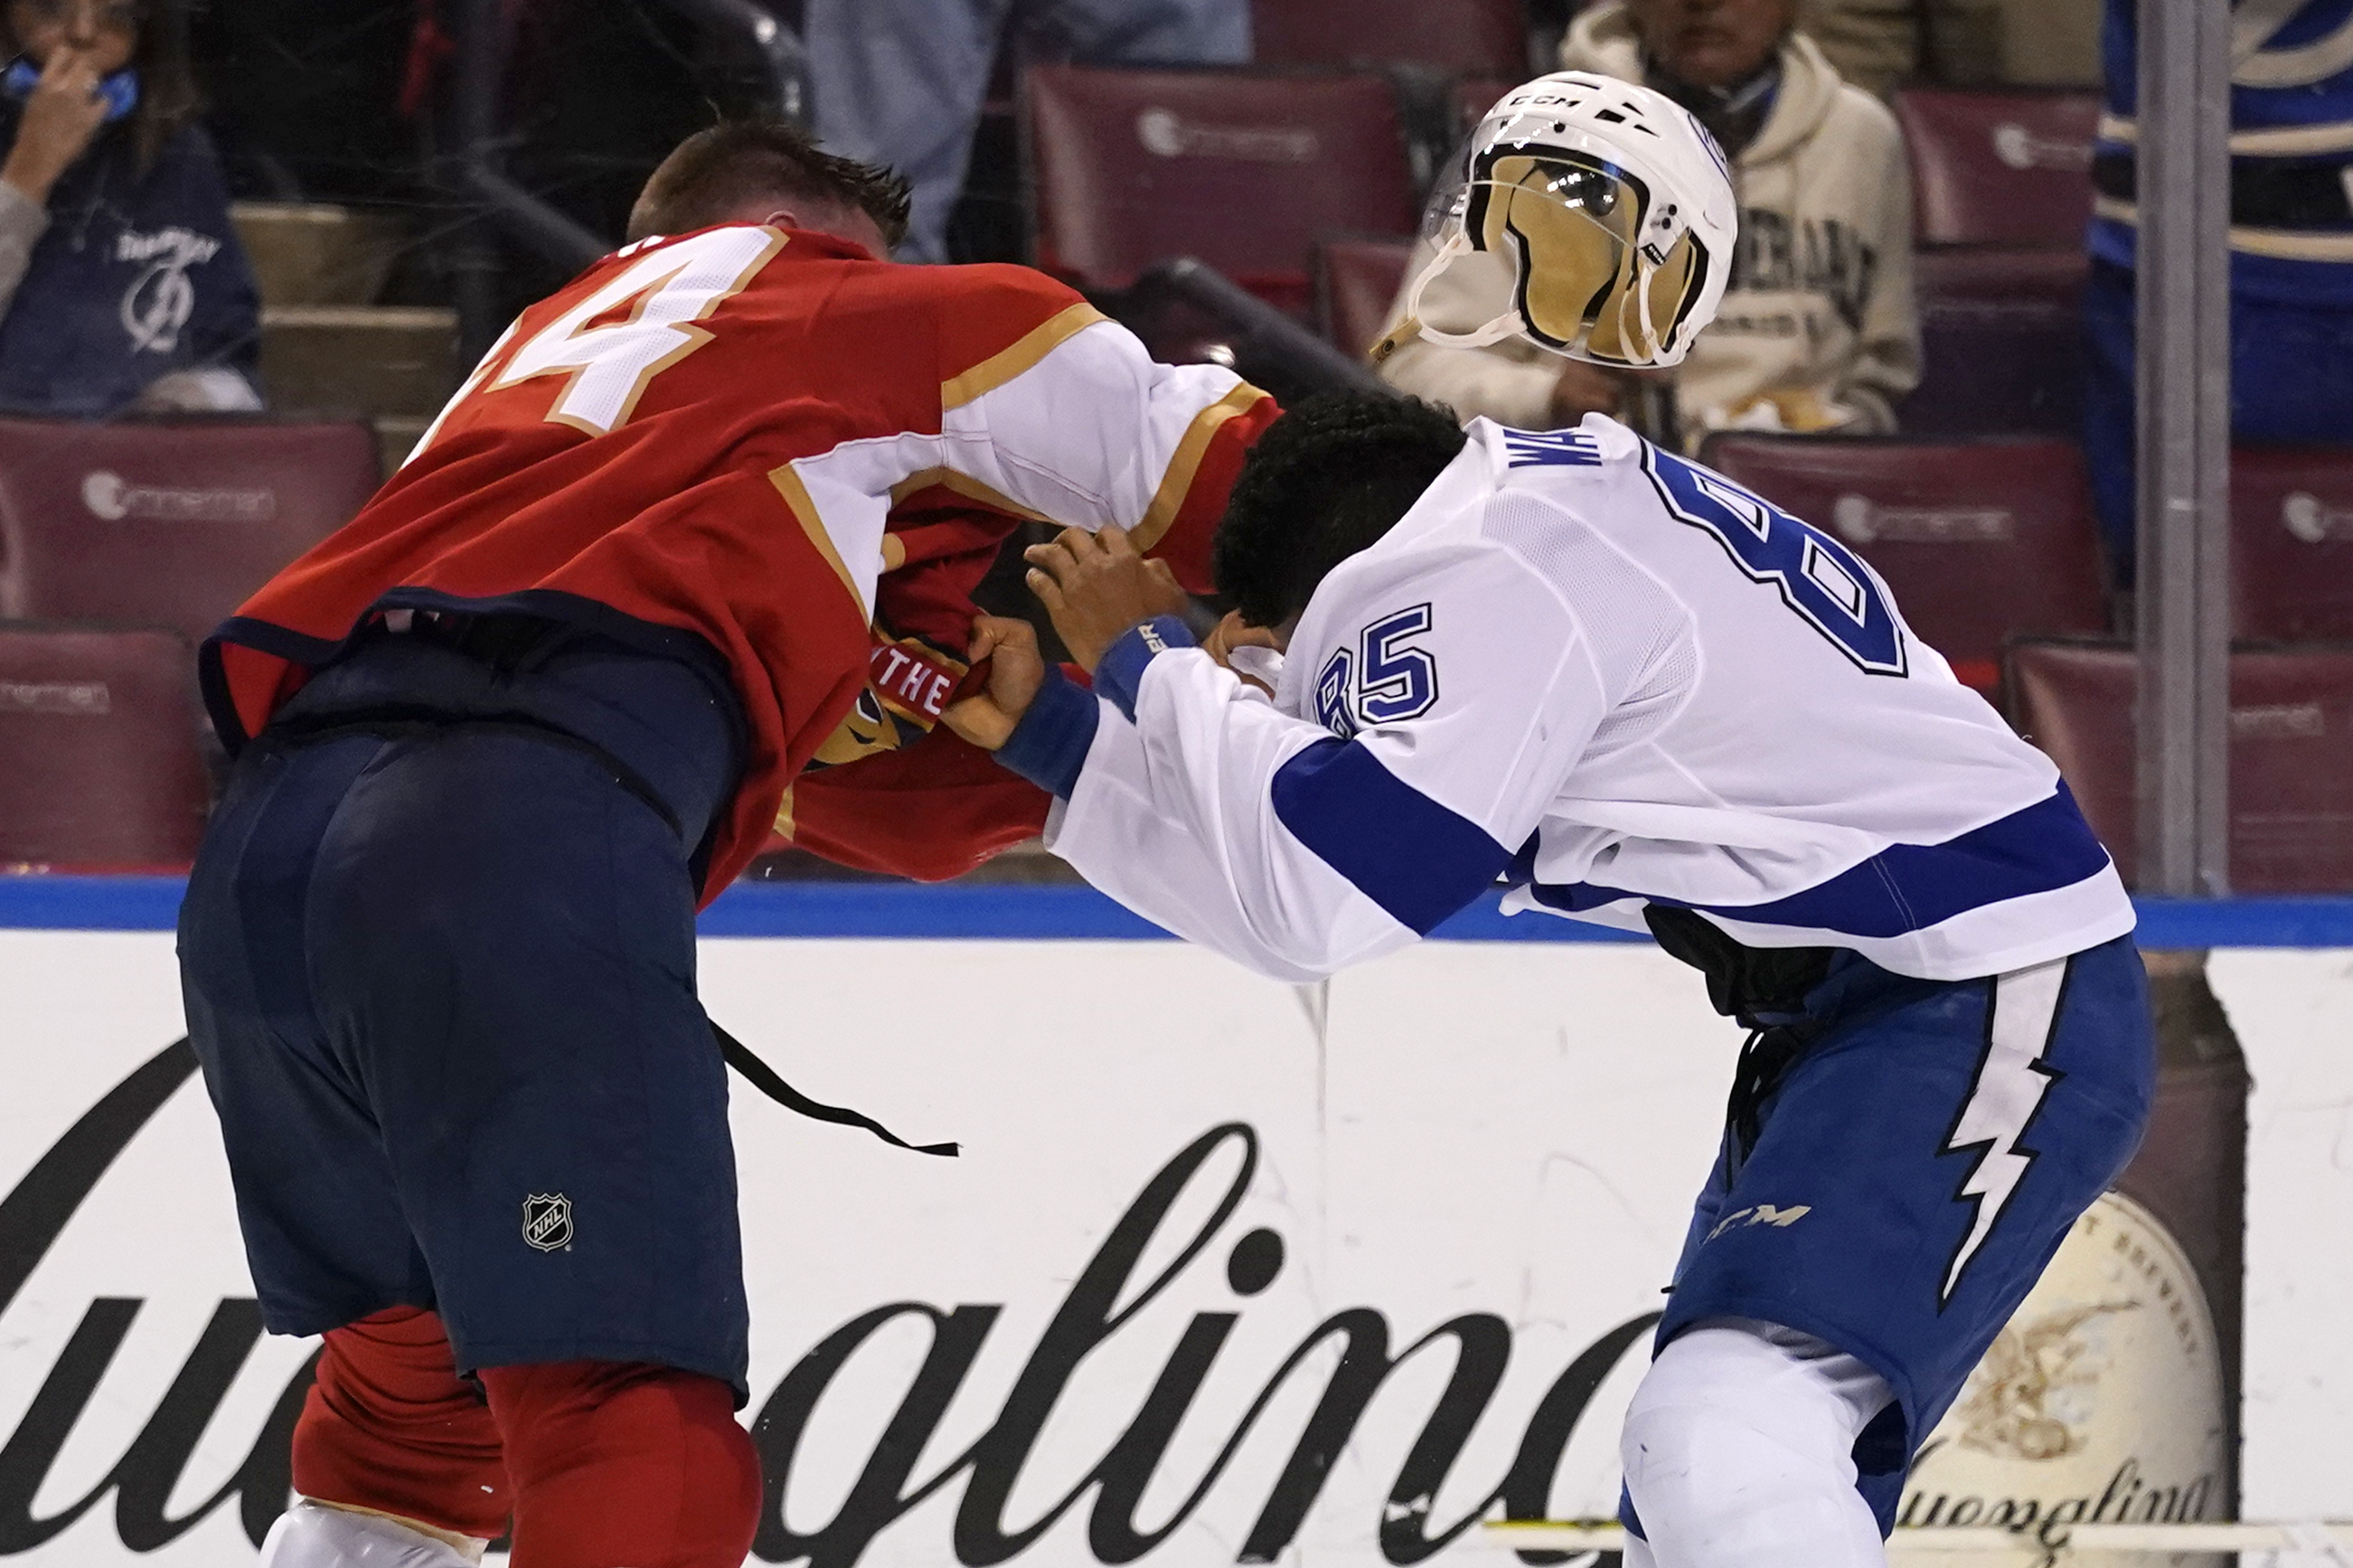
[{"left": 206, "top": 223, "right": 1278, "bottom": 898}]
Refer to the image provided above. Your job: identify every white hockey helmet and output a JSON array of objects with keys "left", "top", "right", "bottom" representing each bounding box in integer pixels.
[{"left": 1393, "top": 70, "right": 1737, "bottom": 369}]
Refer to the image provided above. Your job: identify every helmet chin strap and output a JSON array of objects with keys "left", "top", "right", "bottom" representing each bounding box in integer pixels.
[
  {"left": 1619, "top": 250, "right": 1664, "bottom": 366},
  {"left": 1397, "top": 230, "right": 1529, "bottom": 351}
]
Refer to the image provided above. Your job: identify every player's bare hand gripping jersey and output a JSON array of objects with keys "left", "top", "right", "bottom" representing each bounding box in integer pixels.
[
  {"left": 204, "top": 224, "right": 1274, "bottom": 897},
  {"left": 1046, "top": 416, "right": 2134, "bottom": 982}
]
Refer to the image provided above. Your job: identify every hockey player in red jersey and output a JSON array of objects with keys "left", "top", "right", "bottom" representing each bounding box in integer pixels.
[{"left": 180, "top": 120, "right": 1275, "bottom": 1568}]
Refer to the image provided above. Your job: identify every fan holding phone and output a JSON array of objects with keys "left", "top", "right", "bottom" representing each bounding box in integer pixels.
[{"left": 0, "top": 0, "right": 260, "bottom": 415}]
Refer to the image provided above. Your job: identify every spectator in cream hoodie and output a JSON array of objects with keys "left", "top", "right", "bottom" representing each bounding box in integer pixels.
[{"left": 1377, "top": 0, "right": 1919, "bottom": 446}]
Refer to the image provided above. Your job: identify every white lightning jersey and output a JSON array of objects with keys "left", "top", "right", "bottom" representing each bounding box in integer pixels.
[{"left": 1044, "top": 415, "right": 2134, "bottom": 984}]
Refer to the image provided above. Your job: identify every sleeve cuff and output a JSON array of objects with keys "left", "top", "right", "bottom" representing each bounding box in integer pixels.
[
  {"left": 1093, "top": 615, "right": 1196, "bottom": 722},
  {"left": 994, "top": 665, "right": 1100, "bottom": 800}
]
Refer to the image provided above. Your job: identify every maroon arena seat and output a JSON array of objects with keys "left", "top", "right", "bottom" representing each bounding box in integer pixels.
[
  {"left": 1314, "top": 235, "right": 1414, "bottom": 356},
  {"left": 1905, "top": 247, "right": 2088, "bottom": 436},
  {"left": 1253, "top": 0, "right": 1529, "bottom": 76},
  {"left": 2231, "top": 446, "right": 2353, "bottom": 642},
  {"left": 1701, "top": 436, "right": 2108, "bottom": 695},
  {"left": 0, "top": 624, "right": 208, "bottom": 869},
  {"left": 1895, "top": 89, "right": 2100, "bottom": 247},
  {"left": 2009, "top": 642, "right": 2353, "bottom": 893},
  {"left": 1025, "top": 65, "right": 1418, "bottom": 314},
  {"left": 0, "top": 418, "right": 379, "bottom": 646}
]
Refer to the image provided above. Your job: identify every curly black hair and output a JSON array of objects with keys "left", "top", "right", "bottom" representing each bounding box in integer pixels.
[
  {"left": 1212, "top": 391, "right": 1469, "bottom": 629},
  {"left": 628, "top": 118, "right": 913, "bottom": 248}
]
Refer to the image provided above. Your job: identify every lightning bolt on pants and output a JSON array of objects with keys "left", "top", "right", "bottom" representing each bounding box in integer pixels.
[{"left": 1626, "top": 934, "right": 2153, "bottom": 1544}]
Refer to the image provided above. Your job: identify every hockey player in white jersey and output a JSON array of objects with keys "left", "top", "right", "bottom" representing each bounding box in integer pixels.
[{"left": 943, "top": 74, "right": 2154, "bottom": 1568}]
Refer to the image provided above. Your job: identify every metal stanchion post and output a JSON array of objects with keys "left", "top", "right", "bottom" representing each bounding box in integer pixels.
[
  {"left": 2130, "top": 8, "right": 2242, "bottom": 1561},
  {"left": 2132, "top": 0, "right": 2232, "bottom": 896}
]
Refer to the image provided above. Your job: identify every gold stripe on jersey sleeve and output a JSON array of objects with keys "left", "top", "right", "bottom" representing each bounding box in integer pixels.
[
  {"left": 1131, "top": 383, "right": 1271, "bottom": 552},
  {"left": 940, "top": 302, "right": 1109, "bottom": 410},
  {"left": 887, "top": 465, "right": 1054, "bottom": 522},
  {"left": 769, "top": 462, "right": 869, "bottom": 619}
]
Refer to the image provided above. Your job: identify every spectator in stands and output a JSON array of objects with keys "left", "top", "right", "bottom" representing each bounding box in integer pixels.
[
  {"left": 1377, "top": 0, "right": 1917, "bottom": 447},
  {"left": 2085, "top": 0, "right": 2353, "bottom": 584},
  {"left": 805, "top": 0, "right": 1247, "bottom": 264},
  {"left": 1797, "top": 0, "right": 2100, "bottom": 100},
  {"left": 0, "top": 0, "right": 260, "bottom": 415}
]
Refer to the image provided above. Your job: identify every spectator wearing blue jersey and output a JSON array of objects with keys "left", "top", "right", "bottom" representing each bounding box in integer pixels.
[
  {"left": 0, "top": 0, "right": 261, "bottom": 415},
  {"left": 2085, "top": 0, "right": 2353, "bottom": 582}
]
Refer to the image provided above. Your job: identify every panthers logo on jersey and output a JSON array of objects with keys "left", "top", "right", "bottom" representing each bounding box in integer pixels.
[{"left": 810, "top": 630, "right": 972, "bottom": 766}]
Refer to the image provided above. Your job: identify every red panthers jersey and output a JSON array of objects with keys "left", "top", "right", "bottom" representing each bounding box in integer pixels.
[{"left": 207, "top": 225, "right": 1275, "bottom": 897}]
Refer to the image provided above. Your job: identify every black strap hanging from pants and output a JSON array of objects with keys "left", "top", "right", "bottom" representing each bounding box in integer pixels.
[
  {"left": 284, "top": 611, "right": 957, "bottom": 1160},
  {"left": 710, "top": 1020, "right": 959, "bottom": 1157}
]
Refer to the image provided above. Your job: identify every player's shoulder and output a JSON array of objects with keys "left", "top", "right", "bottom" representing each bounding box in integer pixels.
[
  {"left": 1451, "top": 414, "right": 1656, "bottom": 536},
  {"left": 1466, "top": 412, "right": 1650, "bottom": 484},
  {"left": 548, "top": 224, "right": 824, "bottom": 310},
  {"left": 920, "top": 263, "right": 1111, "bottom": 390},
  {"left": 919, "top": 261, "right": 1095, "bottom": 328},
  {"left": 1322, "top": 437, "right": 1586, "bottom": 624},
  {"left": 1440, "top": 415, "right": 1703, "bottom": 618}
]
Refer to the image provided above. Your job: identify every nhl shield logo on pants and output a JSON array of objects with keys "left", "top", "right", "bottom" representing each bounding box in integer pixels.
[{"left": 522, "top": 1193, "right": 573, "bottom": 1252}]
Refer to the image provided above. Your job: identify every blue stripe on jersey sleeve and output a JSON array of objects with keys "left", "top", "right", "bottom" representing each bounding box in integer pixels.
[
  {"left": 994, "top": 665, "right": 1099, "bottom": 800},
  {"left": 1095, "top": 615, "right": 1197, "bottom": 722},
  {"left": 1524, "top": 784, "right": 2114, "bottom": 938},
  {"left": 1270, "top": 737, "right": 1512, "bottom": 935}
]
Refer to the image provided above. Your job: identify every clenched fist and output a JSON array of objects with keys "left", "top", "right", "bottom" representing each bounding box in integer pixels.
[
  {"left": 941, "top": 615, "right": 1048, "bottom": 751},
  {"left": 1022, "top": 523, "right": 1189, "bottom": 673}
]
